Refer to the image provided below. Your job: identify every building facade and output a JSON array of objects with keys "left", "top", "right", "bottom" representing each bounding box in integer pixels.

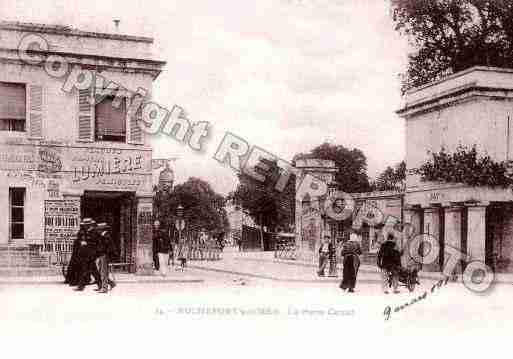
[
  {"left": 398, "top": 66, "right": 513, "bottom": 273},
  {"left": 0, "top": 22, "right": 165, "bottom": 273}
]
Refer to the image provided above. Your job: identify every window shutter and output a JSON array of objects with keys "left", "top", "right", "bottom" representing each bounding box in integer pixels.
[
  {"left": 78, "top": 88, "right": 94, "bottom": 142},
  {"left": 28, "top": 85, "right": 43, "bottom": 138},
  {"left": 127, "top": 97, "right": 143, "bottom": 145}
]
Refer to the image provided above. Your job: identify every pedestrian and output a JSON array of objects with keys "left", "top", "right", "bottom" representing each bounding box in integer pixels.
[
  {"left": 74, "top": 218, "right": 101, "bottom": 291},
  {"left": 153, "top": 220, "right": 171, "bottom": 276},
  {"left": 65, "top": 224, "right": 86, "bottom": 286},
  {"left": 317, "top": 234, "right": 333, "bottom": 276},
  {"left": 339, "top": 230, "right": 362, "bottom": 293},
  {"left": 95, "top": 222, "right": 117, "bottom": 294},
  {"left": 217, "top": 232, "right": 225, "bottom": 252},
  {"left": 377, "top": 233, "right": 402, "bottom": 294}
]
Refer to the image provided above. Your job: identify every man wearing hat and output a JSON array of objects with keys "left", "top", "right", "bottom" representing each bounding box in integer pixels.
[
  {"left": 95, "top": 222, "right": 117, "bottom": 293},
  {"left": 317, "top": 232, "right": 334, "bottom": 276},
  {"left": 74, "top": 218, "right": 101, "bottom": 291}
]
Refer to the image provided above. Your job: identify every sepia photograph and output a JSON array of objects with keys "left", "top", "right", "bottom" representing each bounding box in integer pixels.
[{"left": 0, "top": 0, "right": 511, "bottom": 357}]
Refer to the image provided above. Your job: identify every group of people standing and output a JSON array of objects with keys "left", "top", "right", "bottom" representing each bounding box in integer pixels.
[
  {"left": 64, "top": 218, "right": 117, "bottom": 293},
  {"left": 317, "top": 230, "right": 362, "bottom": 292},
  {"left": 317, "top": 230, "right": 404, "bottom": 294},
  {"left": 152, "top": 220, "right": 225, "bottom": 275}
]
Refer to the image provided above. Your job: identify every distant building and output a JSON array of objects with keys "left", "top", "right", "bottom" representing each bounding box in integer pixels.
[{"left": 0, "top": 22, "right": 165, "bottom": 272}]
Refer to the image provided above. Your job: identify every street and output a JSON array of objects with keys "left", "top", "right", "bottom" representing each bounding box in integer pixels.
[{"left": 1, "top": 248, "right": 511, "bottom": 348}]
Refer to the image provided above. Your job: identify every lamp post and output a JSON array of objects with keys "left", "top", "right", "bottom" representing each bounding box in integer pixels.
[{"left": 175, "top": 204, "right": 185, "bottom": 242}]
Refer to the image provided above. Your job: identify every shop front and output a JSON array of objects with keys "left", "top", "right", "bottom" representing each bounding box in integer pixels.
[{"left": 0, "top": 140, "right": 154, "bottom": 274}]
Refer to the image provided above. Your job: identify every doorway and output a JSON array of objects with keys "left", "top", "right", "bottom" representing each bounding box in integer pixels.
[{"left": 81, "top": 191, "right": 136, "bottom": 264}]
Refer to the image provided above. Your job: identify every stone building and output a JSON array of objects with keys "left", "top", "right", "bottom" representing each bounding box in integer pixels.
[
  {"left": 0, "top": 22, "right": 165, "bottom": 273},
  {"left": 398, "top": 66, "right": 513, "bottom": 273}
]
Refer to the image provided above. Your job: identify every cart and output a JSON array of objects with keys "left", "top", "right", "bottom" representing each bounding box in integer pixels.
[{"left": 387, "top": 265, "right": 420, "bottom": 292}]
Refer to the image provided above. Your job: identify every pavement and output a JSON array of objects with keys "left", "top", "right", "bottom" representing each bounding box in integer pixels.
[
  {"left": 194, "top": 247, "right": 513, "bottom": 284},
  {"left": 0, "top": 268, "right": 204, "bottom": 285},
  {"left": 187, "top": 248, "right": 441, "bottom": 284}
]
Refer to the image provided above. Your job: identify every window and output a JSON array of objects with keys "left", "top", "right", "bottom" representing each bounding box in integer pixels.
[
  {"left": 95, "top": 96, "right": 126, "bottom": 142},
  {"left": 9, "top": 188, "right": 25, "bottom": 241},
  {"left": 0, "top": 82, "right": 26, "bottom": 132}
]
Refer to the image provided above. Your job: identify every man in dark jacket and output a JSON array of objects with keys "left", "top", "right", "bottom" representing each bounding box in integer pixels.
[
  {"left": 153, "top": 220, "right": 171, "bottom": 276},
  {"left": 74, "top": 219, "right": 101, "bottom": 291},
  {"left": 95, "top": 223, "right": 117, "bottom": 293},
  {"left": 377, "top": 234, "right": 402, "bottom": 294},
  {"left": 65, "top": 225, "right": 86, "bottom": 286}
]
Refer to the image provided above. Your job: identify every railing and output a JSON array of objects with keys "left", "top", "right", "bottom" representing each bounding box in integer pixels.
[
  {"left": 274, "top": 243, "right": 297, "bottom": 260},
  {"left": 176, "top": 242, "right": 223, "bottom": 261}
]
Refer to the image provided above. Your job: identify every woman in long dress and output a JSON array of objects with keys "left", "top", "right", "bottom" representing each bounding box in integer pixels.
[{"left": 339, "top": 231, "right": 362, "bottom": 293}]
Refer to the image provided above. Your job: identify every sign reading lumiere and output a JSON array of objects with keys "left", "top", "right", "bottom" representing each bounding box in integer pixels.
[{"left": 0, "top": 143, "right": 153, "bottom": 193}]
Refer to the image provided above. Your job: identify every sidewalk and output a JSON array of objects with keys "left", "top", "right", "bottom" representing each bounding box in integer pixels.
[{"left": 0, "top": 268, "right": 204, "bottom": 285}]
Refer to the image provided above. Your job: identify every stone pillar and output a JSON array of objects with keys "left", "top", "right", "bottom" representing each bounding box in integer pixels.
[
  {"left": 444, "top": 205, "right": 463, "bottom": 274},
  {"left": 423, "top": 207, "right": 441, "bottom": 271},
  {"left": 403, "top": 207, "right": 422, "bottom": 267},
  {"left": 135, "top": 195, "right": 153, "bottom": 275},
  {"left": 466, "top": 204, "right": 487, "bottom": 263}
]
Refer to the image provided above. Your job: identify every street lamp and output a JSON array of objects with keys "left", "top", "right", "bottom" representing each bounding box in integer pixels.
[
  {"left": 175, "top": 205, "right": 185, "bottom": 242},
  {"left": 175, "top": 204, "right": 186, "bottom": 265}
]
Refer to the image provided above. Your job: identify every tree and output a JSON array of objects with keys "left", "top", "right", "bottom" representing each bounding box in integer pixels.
[
  {"left": 392, "top": 0, "right": 513, "bottom": 92},
  {"left": 232, "top": 158, "right": 296, "bottom": 232},
  {"left": 293, "top": 142, "right": 371, "bottom": 193},
  {"left": 372, "top": 161, "right": 406, "bottom": 191},
  {"left": 155, "top": 177, "right": 229, "bottom": 236}
]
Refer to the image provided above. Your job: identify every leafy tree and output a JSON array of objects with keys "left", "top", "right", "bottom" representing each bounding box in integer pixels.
[
  {"left": 372, "top": 161, "right": 406, "bottom": 191},
  {"left": 231, "top": 158, "right": 296, "bottom": 232},
  {"left": 155, "top": 177, "right": 229, "bottom": 236},
  {"left": 293, "top": 142, "right": 371, "bottom": 193},
  {"left": 392, "top": 0, "right": 513, "bottom": 92}
]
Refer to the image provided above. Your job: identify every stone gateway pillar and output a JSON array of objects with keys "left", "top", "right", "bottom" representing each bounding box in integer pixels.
[{"left": 466, "top": 203, "right": 487, "bottom": 263}]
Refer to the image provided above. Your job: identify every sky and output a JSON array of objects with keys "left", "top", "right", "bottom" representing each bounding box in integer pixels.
[{"left": 1, "top": 0, "right": 409, "bottom": 195}]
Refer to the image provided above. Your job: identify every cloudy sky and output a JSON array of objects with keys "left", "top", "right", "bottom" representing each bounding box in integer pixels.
[{"left": 1, "top": 0, "right": 409, "bottom": 195}]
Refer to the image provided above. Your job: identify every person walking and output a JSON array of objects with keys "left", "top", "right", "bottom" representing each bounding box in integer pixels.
[
  {"left": 95, "top": 223, "right": 117, "bottom": 294},
  {"left": 377, "top": 233, "right": 402, "bottom": 294},
  {"left": 317, "top": 234, "right": 333, "bottom": 276},
  {"left": 65, "top": 223, "right": 86, "bottom": 286},
  {"left": 339, "top": 230, "right": 362, "bottom": 293},
  {"left": 153, "top": 220, "right": 171, "bottom": 276},
  {"left": 74, "top": 218, "right": 101, "bottom": 291}
]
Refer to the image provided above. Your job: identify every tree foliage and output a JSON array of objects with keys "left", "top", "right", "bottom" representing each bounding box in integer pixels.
[
  {"left": 231, "top": 158, "right": 295, "bottom": 232},
  {"left": 372, "top": 161, "right": 406, "bottom": 191},
  {"left": 415, "top": 145, "right": 513, "bottom": 187},
  {"left": 293, "top": 142, "right": 371, "bottom": 193},
  {"left": 154, "top": 177, "right": 229, "bottom": 235},
  {"left": 392, "top": 0, "right": 513, "bottom": 92}
]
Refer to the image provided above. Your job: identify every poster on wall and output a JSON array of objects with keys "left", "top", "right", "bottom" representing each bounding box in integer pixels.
[{"left": 44, "top": 200, "right": 80, "bottom": 247}]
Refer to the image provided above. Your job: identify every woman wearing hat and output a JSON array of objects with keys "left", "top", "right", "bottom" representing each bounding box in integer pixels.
[{"left": 339, "top": 229, "right": 362, "bottom": 292}]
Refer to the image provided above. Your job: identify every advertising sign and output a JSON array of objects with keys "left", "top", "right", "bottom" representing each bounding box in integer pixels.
[{"left": 44, "top": 200, "right": 80, "bottom": 244}]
